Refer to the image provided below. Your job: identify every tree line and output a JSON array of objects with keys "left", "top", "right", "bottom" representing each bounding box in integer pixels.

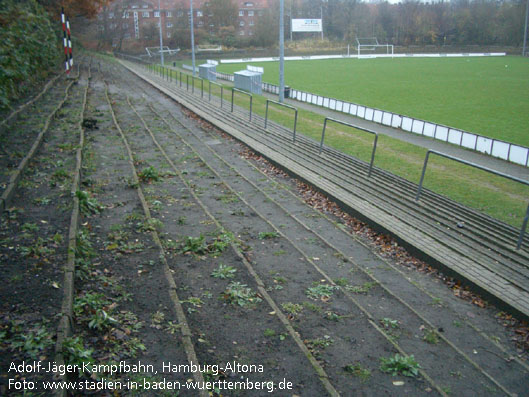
[{"left": 93, "top": 0, "right": 527, "bottom": 51}]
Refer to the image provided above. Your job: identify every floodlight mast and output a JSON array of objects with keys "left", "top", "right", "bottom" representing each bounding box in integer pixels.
[
  {"left": 190, "top": 0, "right": 196, "bottom": 76},
  {"left": 279, "top": 0, "right": 285, "bottom": 102},
  {"left": 158, "top": 0, "right": 164, "bottom": 65},
  {"left": 522, "top": 0, "right": 529, "bottom": 56}
]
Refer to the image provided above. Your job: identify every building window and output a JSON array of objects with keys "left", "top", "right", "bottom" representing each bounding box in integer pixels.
[
  {"left": 239, "top": 20, "right": 245, "bottom": 26},
  {"left": 154, "top": 11, "right": 160, "bottom": 17},
  {"left": 142, "top": 4, "right": 148, "bottom": 8},
  {"left": 239, "top": 10, "right": 244, "bottom": 16},
  {"left": 122, "top": 23, "right": 129, "bottom": 28},
  {"left": 245, "top": 2, "right": 254, "bottom": 6},
  {"left": 239, "top": 30, "right": 245, "bottom": 35},
  {"left": 131, "top": 5, "right": 139, "bottom": 9},
  {"left": 198, "top": 20, "right": 204, "bottom": 26},
  {"left": 124, "top": 33, "right": 131, "bottom": 38},
  {"left": 108, "top": 12, "right": 114, "bottom": 19},
  {"left": 123, "top": 11, "right": 130, "bottom": 18},
  {"left": 167, "top": 22, "right": 173, "bottom": 28},
  {"left": 166, "top": 11, "right": 172, "bottom": 17},
  {"left": 197, "top": 10, "right": 203, "bottom": 17},
  {"left": 142, "top": 11, "right": 149, "bottom": 17},
  {"left": 249, "top": 30, "right": 253, "bottom": 36},
  {"left": 258, "top": 10, "right": 263, "bottom": 16},
  {"left": 167, "top": 32, "right": 171, "bottom": 38},
  {"left": 249, "top": 20, "right": 254, "bottom": 26},
  {"left": 248, "top": 11, "right": 254, "bottom": 16},
  {"left": 178, "top": 11, "right": 183, "bottom": 17}
]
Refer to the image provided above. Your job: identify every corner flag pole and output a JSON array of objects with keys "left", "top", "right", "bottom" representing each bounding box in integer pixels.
[{"left": 61, "top": 8, "right": 69, "bottom": 74}]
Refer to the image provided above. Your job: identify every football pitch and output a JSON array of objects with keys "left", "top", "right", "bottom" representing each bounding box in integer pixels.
[{"left": 217, "top": 56, "right": 529, "bottom": 147}]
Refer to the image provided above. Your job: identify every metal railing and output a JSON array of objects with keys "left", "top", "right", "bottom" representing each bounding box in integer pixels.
[
  {"left": 265, "top": 99, "right": 298, "bottom": 143},
  {"left": 319, "top": 117, "right": 379, "bottom": 177},
  {"left": 231, "top": 88, "right": 253, "bottom": 122},
  {"left": 416, "top": 150, "right": 529, "bottom": 250},
  {"left": 208, "top": 81, "right": 224, "bottom": 108}
]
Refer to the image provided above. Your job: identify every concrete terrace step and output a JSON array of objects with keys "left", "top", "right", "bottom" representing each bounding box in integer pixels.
[{"left": 122, "top": 60, "right": 529, "bottom": 320}]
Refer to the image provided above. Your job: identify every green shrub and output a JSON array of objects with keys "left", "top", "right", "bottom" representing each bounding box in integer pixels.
[{"left": 0, "top": 0, "right": 59, "bottom": 110}]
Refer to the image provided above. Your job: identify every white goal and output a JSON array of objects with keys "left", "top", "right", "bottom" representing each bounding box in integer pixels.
[
  {"left": 145, "top": 46, "right": 180, "bottom": 57},
  {"left": 356, "top": 38, "right": 394, "bottom": 59}
]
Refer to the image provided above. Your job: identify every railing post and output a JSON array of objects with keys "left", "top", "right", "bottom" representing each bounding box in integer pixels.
[
  {"left": 180, "top": 72, "right": 182, "bottom": 88},
  {"left": 231, "top": 89, "right": 234, "bottom": 112},
  {"left": 293, "top": 109, "right": 298, "bottom": 143},
  {"left": 220, "top": 87, "right": 223, "bottom": 108},
  {"left": 265, "top": 100, "right": 270, "bottom": 129},
  {"left": 208, "top": 81, "right": 211, "bottom": 101},
  {"left": 192, "top": 76, "right": 195, "bottom": 94},
  {"left": 516, "top": 204, "right": 529, "bottom": 250},
  {"left": 369, "top": 135, "right": 378, "bottom": 177},
  {"left": 201, "top": 79, "right": 204, "bottom": 98},
  {"left": 186, "top": 75, "right": 189, "bottom": 91},
  {"left": 249, "top": 96, "right": 252, "bottom": 122},
  {"left": 319, "top": 119, "right": 328, "bottom": 155},
  {"left": 415, "top": 151, "right": 431, "bottom": 201}
]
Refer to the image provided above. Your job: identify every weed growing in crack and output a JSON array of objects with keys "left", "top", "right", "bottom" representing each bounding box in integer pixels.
[
  {"left": 258, "top": 231, "right": 280, "bottom": 239},
  {"left": 211, "top": 264, "right": 237, "bottom": 279},
  {"left": 74, "top": 292, "right": 117, "bottom": 331},
  {"left": 281, "top": 302, "right": 303, "bottom": 316},
  {"left": 4, "top": 321, "right": 54, "bottom": 359},
  {"left": 137, "top": 218, "right": 163, "bottom": 232},
  {"left": 222, "top": 282, "right": 261, "bottom": 307},
  {"left": 307, "top": 336, "right": 334, "bottom": 349},
  {"left": 138, "top": 165, "right": 161, "bottom": 183},
  {"left": 264, "top": 329, "right": 276, "bottom": 337},
  {"left": 380, "top": 318, "right": 399, "bottom": 329},
  {"left": 343, "top": 363, "right": 371, "bottom": 383},
  {"left": 76, "top": 190, "right": 103, "bottom": 215},
  {"left": 62, "top": 336, "right": 94, "bottom": 377},
  {"left": 379, "top": 354, "right": 420, "bottom": 377},
  {"left": 423, "top": 328, "right": 440, "bottom": 344},
  {"left": 306, "top": 283, "right": 336, "bottom": 300},
  {"left": 345, "top": 281, "right": 378, "bottom": 294}
]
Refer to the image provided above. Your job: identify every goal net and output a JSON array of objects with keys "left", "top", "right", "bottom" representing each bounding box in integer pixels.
[
  {"left": 356, "top": 38, "right": 394, "bottom": 59},
  {"left": 145, "top": 46, "right": 180, "bottom": 57}
]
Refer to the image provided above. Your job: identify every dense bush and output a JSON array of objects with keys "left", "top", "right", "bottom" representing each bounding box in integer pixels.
[{"left": 0, "top": 0, "right": 60, "bottom": 110}]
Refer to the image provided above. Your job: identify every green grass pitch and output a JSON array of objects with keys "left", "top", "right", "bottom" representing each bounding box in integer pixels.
[{"left": 217, "top": 56, "right": 529, "bottom": 147}]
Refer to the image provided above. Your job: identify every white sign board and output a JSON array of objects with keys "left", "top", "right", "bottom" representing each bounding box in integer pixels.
[
  {"left": 207, "top": 59, "right": 219, "bottom": 65},
  {"left": 247, "top": 65, "right": 264, "bottom": 74},
  {"left": 292, "top": 19, "right": 322, "bottom": 33}
]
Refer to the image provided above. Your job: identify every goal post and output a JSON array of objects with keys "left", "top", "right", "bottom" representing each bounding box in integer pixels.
[{"left": 356, "top": 37, "right": 394, "bottom": 58}]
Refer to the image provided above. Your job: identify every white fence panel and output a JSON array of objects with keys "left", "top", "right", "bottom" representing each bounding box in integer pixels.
[
  {"left": 349, "top": 104, "right": 358, "bottom": 116},
  {"left": 423, "top": 123, "right": 436, "bottom": 137},
  {"left": 336, "top": 101, "right": 343, "bottom": 112},
  {"left": 365, "top": 108, "right": 374, "bottom": 121},
  {"left": 330, "top": 99, "right": 336, "bottom": 110},
  {"left": 491, "top": 141, "right": 510, "bottom": 160},
  {"left": 411, "top": 120, "right": 424, "bottom": 134},
  {"left": 317, "top": 96, "right": 324, "bottom": 106},
  {"left": 435, "top": 126, "right": 448, "bottom": 141},
  {"left": 392, "top": 115, "right": 402, "bottom": 128},
  {"left": 401, "top": 117, "right": 413, "bottom": 132},
  {"left": 448, "top": 129, "right": 462, "bottom": 145},
  {"left": 382, "top": 112, "right": 392, "bottom": 126},
  {"left": 323, "top": 98, "right": 330, "bottom": 108},
  {"left": 461, "top": 132, "right": 477, "bottom": 149},
  {"left": 357, "top": 106, "right": 366, "bottom": 118},
  {"left": 509, "top": 145, "right": 529, "bottom": 166},
  {"left": 373, "top": 110, "right": 383, "bottom": 123},
  {"left": 475, "top": 137, "right": 493, "bottom": 154},
  {"left": 343, "top": 102, "right": 351, "bottom": 114}
]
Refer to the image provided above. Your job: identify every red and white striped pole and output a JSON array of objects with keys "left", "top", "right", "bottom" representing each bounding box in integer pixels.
[
  {"left": 66, "top": 17, "right": 73, "bottom": 72},
  {"left": 61, "top": 8, "right": 69, "bottom": 74},
  {"left": 61, "top": 8, "right": 73, "bottom": 75}
]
